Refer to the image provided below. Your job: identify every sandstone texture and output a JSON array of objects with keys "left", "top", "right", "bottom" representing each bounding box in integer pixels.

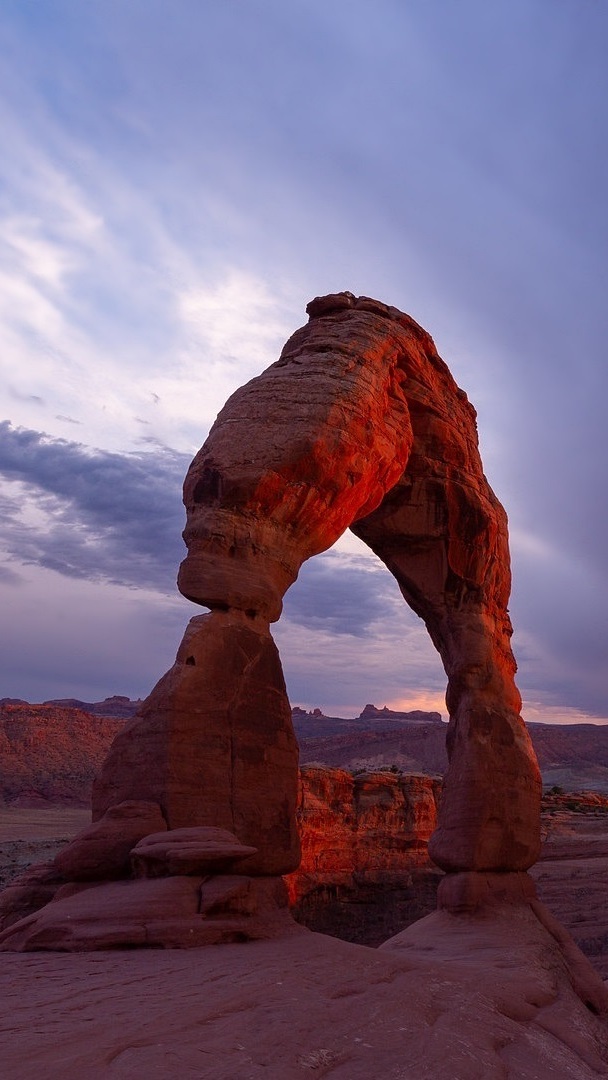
[
  {"left": 92, "top": 611, "right": 300, "bottom": 876},
  {"left": 0, "top": 292, "right": 542, "bottom": 948},
  {"left": 130, "top": 826, "right": 257, "bottom": 877},
  {"left": 1, "top": 918, "right": 608, "bottom": 1079},
  {"left": 53, "top": 800, "right": 167, "bottom": 881},
  {"left": 286, "top": 765, "right": 441, "bottom": 944},
  {"left": 0, "top": 873, "right": 293, "bottom": 952},
  {"left": 0, "top": 703, "right": 122, "bottom": 806},
  {"left": 176, "top": 291, "right": 540, "bottom": 876}
]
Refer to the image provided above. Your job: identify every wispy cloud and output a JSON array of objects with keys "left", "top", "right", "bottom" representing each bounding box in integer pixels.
[{"left": 0, "top": 422, "right": 188, "bottom": 592}]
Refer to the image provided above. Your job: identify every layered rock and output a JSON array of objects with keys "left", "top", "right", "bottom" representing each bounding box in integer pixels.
[
  {"left": 286, "top": 765, "right": 442, "bottom": 944},
  {"left": 176, "top": 290, "right": 541, "bottom": 881},
  {"left": 177, "top": 293, "right": 415, "bottom": 621},
  {"left": 92, "top": 611, "right": 299, "bottom": 876},
  {"left": 0, "top": 703, "right": 123, "bottom": 807},
  {"left": 288, "top": 766, "right": 439, "bottom": 895},
  {"left": 0, "top": 820, "right": 293, "bottom": 950},
  {"left": 0, "top": 292, "right": 543, "bottom": 948}
]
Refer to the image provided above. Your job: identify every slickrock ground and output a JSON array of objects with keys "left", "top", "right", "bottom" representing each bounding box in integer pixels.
[
  {"left": 532, "top": 794, "right": 608, "bottom": 978},
  {"left": 1, "top": 797, "right": 608, "bottom": 1075},
  {"left": 1, "top": 913, "right": 607, "bottom": 1079}
]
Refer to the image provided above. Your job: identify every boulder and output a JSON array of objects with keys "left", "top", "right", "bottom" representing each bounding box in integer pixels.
[
  {"left": 0, "top": 875, "right": 293, "bottom": 951},
  {"left": 130, "top": 827, "right": 257, "bottom": 877},
  {"left": 53, "top": 801, "right": 166, "bottom": 881}
]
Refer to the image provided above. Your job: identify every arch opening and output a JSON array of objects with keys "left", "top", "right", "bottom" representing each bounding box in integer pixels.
[{"left": 94, "top": 292, "right": 542, "bottom": 880}]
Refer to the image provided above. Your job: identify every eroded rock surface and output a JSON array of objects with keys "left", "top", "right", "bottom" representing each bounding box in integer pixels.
[
  {"left": 53, "top": 800, "right": 167, "bottom": 882},
  {"left": 286, "top": 765, "right": 442, "bottom": 945},
  {"left": 0, "top": 292, "right": 543, "bottom": 948},
  {"left": 2, "top": 919, "right": 608, "bottom": 1078},
  {"left": 177, "top": 291, "right": 541, "bottom": 876},
  {"left": 92, "top": 611, "right": 300, "bottom": 876}
]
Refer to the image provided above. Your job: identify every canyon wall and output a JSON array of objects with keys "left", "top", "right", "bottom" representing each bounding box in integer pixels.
[{"left": 286, "top": 765, "right": 442, "bottom": 945}]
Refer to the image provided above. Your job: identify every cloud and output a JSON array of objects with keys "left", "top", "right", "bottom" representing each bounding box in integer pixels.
[
  {"left": 0, "top": 422, "right": 189, "bottom": 593},
  {"left": 0, "top": 1, "right": 604, "bottom": 722},
  {"left": 0, "top": 562, "right": 190, "bottom": 703},
  {"left": 0, "top": 564, "right": 22, "bottom": 586},
  {"left": 284, "top": 551, "right": 404, "bottom": 638}
]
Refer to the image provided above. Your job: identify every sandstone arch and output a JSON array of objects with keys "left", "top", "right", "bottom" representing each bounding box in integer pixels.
[
  {"left": 0, "top": 292, "right": 549, "bottom": 954},
  {"left": 92, "top": 291, "right": 540, "bottom": 883}
]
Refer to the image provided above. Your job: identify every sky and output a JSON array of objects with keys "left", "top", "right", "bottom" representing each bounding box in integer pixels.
[{"left": 0, "top": 0, "right": 606, "bottom": 724}]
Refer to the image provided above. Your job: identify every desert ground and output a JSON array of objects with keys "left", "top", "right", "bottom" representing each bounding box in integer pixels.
[
  {"left": 1, "top": 806, "right": 608, "bottom": 1078},
  {"left": 2, "top": 906, "right": 608, "bottom": 1080}
]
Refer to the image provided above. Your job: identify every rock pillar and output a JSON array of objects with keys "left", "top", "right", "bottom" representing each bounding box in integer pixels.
[{"left": 93, "top": 610, "right": 300, "bottom": 875}]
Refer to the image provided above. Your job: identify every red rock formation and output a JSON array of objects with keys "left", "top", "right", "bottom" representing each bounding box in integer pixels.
[
  {"left": 285, "top": 766, "right": 442, "bottom": 945},
  {"left": 0, "top": 873, "right": 293, "bottom": 951},
  {"left": 0, "top": 704, "right": 122, "bottom": 807},
  {"left": 92, "top": 611, "right": 299, "bottom": 876},
  {"left": 53, "top": 801, "right": 167, "bottom": 881},
  {"left": 176, "top": 290, "right": 541, "bottom": 881},
  {"left": 178, "top": 294, "right": 415, "bottom": 621},
  {"left": 286, "top": 765, "right": 439, "bottom": 903},
  {"left": 0, "top": 292, "right": 543, "bottom": 949}
]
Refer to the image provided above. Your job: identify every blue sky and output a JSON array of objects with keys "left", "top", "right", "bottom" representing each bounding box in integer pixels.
[{"left": 0, "top": 0, "right": 607, "bottom": 722}]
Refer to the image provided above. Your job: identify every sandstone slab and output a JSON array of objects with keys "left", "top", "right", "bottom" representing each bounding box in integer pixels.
[
  {"left": 0, "top": 874, "right": 293, "bottom": 951},
  {"left": 53, "top": 800, "right": 167, "bottom": 881},
  {"left": 1, "top": 916, "right": 608, "bottom": 1078},
  {"left": 130, "top": 826, "right": 257, "bottom": 877}
]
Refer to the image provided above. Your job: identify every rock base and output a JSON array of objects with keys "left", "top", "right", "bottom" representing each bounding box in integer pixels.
[
  {"left": 0, "top": 874, "right": 293, "bottom": 952},
  {"left": 437, "top": 870, "right": 538, "bottom": 913},
  {"left": 0, "top": 811, "right": 295, "bottom": 952}
]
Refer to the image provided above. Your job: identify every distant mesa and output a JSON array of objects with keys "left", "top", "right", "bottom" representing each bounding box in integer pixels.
[
  {"left": 291, "top": 704, "right": 445, "bottom": 724},
  {"left": 41, "top": 696, "right": 142, "bottom": 719},
  {"left": 0, "top": 696, "right": 142, "bottom": 719},
  {"left": 4, "top": 697, "right": 608, "bottom": 809},
  {"left": 358, "top": 703, "right": 444, "bottom": 724}
]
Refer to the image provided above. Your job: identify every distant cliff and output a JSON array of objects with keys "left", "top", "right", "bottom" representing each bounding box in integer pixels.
[
  {"left": 0, "top": 696, "right": 141, "bottom": 719},
  {"left": 2, "top": 698, "right": 608, "bottom": 806},
  {"left": 285, "top": 765, "right": 443, "bottom": 945},
  {"left": 0, "top": 704, "right": 124, "bottom": 806}
]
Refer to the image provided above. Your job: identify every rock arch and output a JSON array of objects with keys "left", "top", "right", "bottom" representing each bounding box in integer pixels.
[
  {"left": 92, "top": 291, "right": 541, "bottom": 883},
  {"left": 0, "top": 292, "right": 548, "bottom": 952},
  {"left": 172, "top": 289, "right": 542, "bottom": 876}
]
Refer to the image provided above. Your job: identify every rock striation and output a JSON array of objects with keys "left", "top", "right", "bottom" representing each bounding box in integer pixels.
[
  {"left": 177, "top": 290, "right": 541, "bottom": 882},
  {"left": 286, "top": 765, "right": 442, "bottom": 944},
  {"left": 0, "top": 292, "right": 544, "bottom": 948},
  {"left": 0, "top": 703, "right": 123, "bottom": 807},
  {"left": 92, "top": 611, "right": 300, "bottom": 876}
]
